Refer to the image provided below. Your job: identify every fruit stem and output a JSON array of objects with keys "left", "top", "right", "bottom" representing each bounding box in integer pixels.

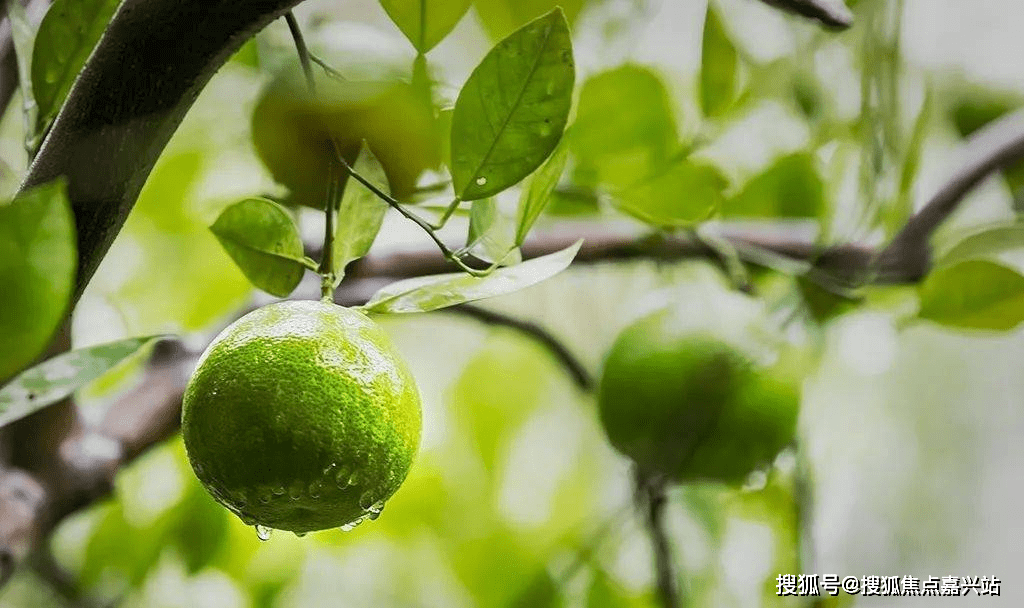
[
  {"left": 318, "top": 164, "right": 342, "bottom": 300},
  {"left": 635, "top": 470, "right": 682, "bottom": 608}
]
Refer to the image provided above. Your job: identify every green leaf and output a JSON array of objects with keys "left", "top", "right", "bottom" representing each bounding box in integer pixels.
[
  {"left": 0, "top": 336, "right": 167, "bottom": 428},
  {"left": 473, "top": 0, "right": 587, "bottom": 41},
  {"left": 450, "top": 8, "right": 575, "bottom": 201},
  {"left": 209, "top": 198, "right": 306, "bottom": 298},
  {"left": 0, "top": 180, "right": 76, "bottom": 385},
  {"left": 359, "top": 240, "right": 581, "bottom": 313},
  {"left": 332, "top": 145, "right": 389, "bottom": 281},
  {"left": 616, "top": 160, "right": 727, "bottom": 227},
  {"left": 31, "top": 0, "right": 120, "bottom": 135},
  {"left": 918, "top": 260, "right": 1024, "bottom": 331},
  {"left": 466, "top": 198, "right": 520, "bottom": 265},
  {"left": 515, "top": 140, "right": 568, "bottom": 244},
  {"left": 379, "top": 0, "right": 473, "bottom": 53},
  {"left": 6, "top": 0, "right": 38, "bottom": 149},
  {"left": 700, "top": 5, "right": 738, "bottom": 119},
  {"left": 937, "top": 221, "right": 1024, "bottom": 267},
  {"left": 569, "top": 64, "right": 679, "bottom": 189},
  {"left": 724, "top": 153, "right": 824, "bottom": 219}
]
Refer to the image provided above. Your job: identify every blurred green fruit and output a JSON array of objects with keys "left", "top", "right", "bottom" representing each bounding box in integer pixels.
[
  {"left": 251, "top": 68, "right": 440, "bottom": 208},
  {"left": 597, "top": 294, "right": 801, "bottom": 485}
]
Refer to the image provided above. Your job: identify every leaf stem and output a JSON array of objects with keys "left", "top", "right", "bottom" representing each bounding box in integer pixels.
[{"left": 309, "top": 53, "right": 346, "bottom": 81}]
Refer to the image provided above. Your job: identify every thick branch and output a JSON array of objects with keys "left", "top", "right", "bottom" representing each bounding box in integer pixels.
[{"left": 19, "top": 0, "right": 310, "bottom": 304}]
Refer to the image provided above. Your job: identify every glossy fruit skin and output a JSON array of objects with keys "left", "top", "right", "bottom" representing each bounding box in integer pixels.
[
  {"left": 181, "top": 300, "right": 421, "bottom": 533},
  {"left": 597, "top": 304, "right": 799, "bottom": 485},
  {"left": 251, "top": 68, "right": 440, "bottom": 208}
]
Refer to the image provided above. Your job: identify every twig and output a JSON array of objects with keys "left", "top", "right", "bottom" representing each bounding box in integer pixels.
[
  {"left": 440, "top": 304, "right": 594, "bottom": 392},
  {"left": 757, "top": 0, "right": 854, "bottom": 29}
]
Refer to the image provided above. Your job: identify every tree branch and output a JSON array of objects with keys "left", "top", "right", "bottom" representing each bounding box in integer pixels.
[
  {"left": 877, "top": 105, "right": 1024, "bottom": 281},
  {"left": 18, "top": 0, "right": 310, "bottom": 304},
  {"left": 440, "top": 304, "right": 594, "bottom": 392}
]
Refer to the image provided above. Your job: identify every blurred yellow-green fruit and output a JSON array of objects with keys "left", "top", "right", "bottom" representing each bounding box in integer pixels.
[
  {"left": 251, "top": 68, "right": 440, "bottom": 208},
  {"left": 181, "top": 300, "right": 422, "bottom": 534},
  {"left": 597, "top": 297, "right": 800, "bottom": 485}
]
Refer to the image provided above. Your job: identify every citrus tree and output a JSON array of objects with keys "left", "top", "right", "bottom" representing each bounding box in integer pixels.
[{"left": 1, "top": 0, "right": 1023, "bottom": 606}]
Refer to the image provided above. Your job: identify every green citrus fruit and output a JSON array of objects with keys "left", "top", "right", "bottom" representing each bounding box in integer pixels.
[
  {"left": 181, "top": 300, "right": 422, "bottom": 534},
  {"left": 597, "top": 295, "right": 800, "bottom": 485},
  {"left": 252, "top": 68, "right": 440, "bottom": 209}
]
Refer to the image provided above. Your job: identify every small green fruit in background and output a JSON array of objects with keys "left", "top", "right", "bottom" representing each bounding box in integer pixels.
[
  {"left": 181, "top": 300, "right": 422, "bottom": 534},
  {"left": 251, "top": 68, "right": 440, "bottom": 208},
  {"left": 597, "top": 291, "right": 801, "bottom": 485}
]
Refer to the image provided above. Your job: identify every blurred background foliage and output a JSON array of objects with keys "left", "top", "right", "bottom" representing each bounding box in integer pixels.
[{"left": 3, "top": 0, "right": 1024, "bottom": 605}]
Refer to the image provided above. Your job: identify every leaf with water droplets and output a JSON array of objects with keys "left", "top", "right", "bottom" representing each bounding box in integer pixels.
[
  {"left": 358, "top": 240, "right": 581, "bottom": 314},
  {"left": 450, "top": 8, "right": 574, "bottom": 201},
  {"left": 31, "top": 0, "right": 122, "bottom": 135},
  {"left": 0, "top": 335, "right": 171, "bottom": 429}
]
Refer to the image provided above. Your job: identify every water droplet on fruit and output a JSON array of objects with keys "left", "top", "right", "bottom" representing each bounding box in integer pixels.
[
  {"left": 255, "top": 525, "right": 273, "bottom": 541},
  {"left": 358, "top": 491, "right": 374, "bottom": 510},
  {"left": 308, "top": 481, "right": 322, "bottom": 498},
  {"left": 347, "top": 472, "right": 360, "bottom": 487},
  {"left": 475, "top": 176, "right": 487, "bottom": 186},
  {"left": 339, "top": 516, "right": 365, "bottom": 532},
  {"left": 289, "top": 481, "right": 304, "bottom": 500},
  {"left": 258, "top": 490, "right": 272, "bottom": 504},
  {"left": 334, "top": 466, "right": 351, "bottom": 488},
  {"left": 272, "top": 486, "right": 286, "bottom": 496},
  {"left": 294, "top": 531, "right": 307, "bottom": 538}
]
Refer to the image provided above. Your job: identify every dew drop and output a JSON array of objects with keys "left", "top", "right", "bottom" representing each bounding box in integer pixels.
[
  {"left": 254, "top": 525, "right": 273, "bottom": 541},
  {"left": 347, "top": 472, "right": 360, "bottom": 487},
  {"left": 294, "top": 531, "right": 307, "bottom": 538},
  {"left": 258, "top": 490, "right": 272, "bottom": 504},
  {"left": 308, "top": 481, "right": 322, "bottom": 499},
  {"left": 272, "top": 486, "right": 286, "bottom": 496},
  {"left": 475, "top": 176, "right": 487, "bottom": 186},
  {"left": 289, "top": 481, "right": 304, "bottom": 500},
  {"left": 334, "top": 467, "right": 351, "bottom": 488}
]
